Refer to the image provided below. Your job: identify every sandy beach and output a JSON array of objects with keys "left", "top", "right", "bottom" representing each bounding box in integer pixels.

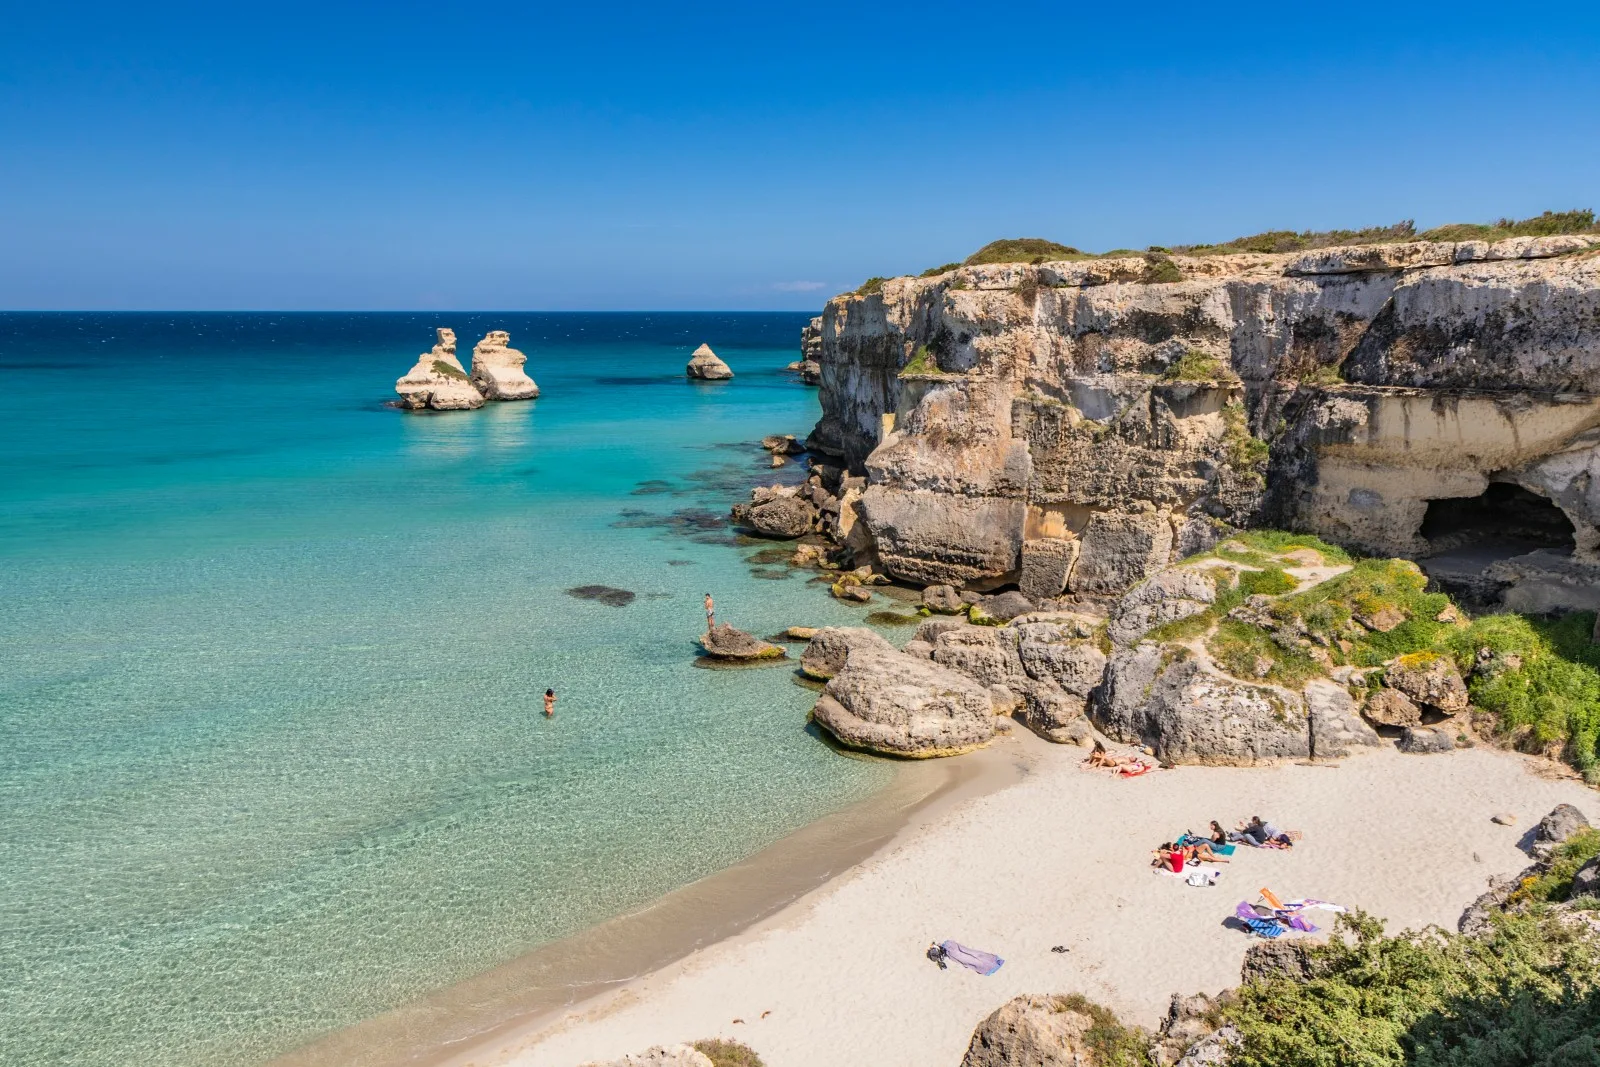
[{"left": 449, "top": 733, "right": 1598, "bottom": 1067}]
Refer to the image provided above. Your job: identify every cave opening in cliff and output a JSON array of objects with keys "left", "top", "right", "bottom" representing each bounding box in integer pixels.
[{"left": 1420, "top": 483, "right": 1576, "bottom": 555}]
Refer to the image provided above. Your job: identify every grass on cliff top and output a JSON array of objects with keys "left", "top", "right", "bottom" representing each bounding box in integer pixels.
[
  {"left": 1225, "top": 909, "right": 1600, "bottom": 1067},
  {"left": 1045, "top": 995, "right": 1148, "bottom": 1067},
  {"left": 430, "top": 359, "right": 468, "bottom": 380},
  {"left": 963, "top": 237, "right": 1087, "bottom": 265},
  {"left": 1419, "top": 208, "right": 1598, "bottom": 243}
]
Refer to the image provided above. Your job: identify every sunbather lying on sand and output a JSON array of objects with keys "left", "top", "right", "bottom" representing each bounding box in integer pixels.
[
  {"left": 1152, "top": 841, "right": 1229, "bottom": 872},
  {"left": 1088, "top": 741, "right": 1151, "bottom": 771},
  {"left": 1236, "top": 816, "right": 1299, "bottom": 848}
]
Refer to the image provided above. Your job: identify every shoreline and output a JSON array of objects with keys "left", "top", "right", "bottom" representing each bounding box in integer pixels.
[
  {"left": 267, "top": 735, "right": 1032, "bottom": 1067},
  {"left": 456, "top": 739, "right": 1599, "bottom": 1067}
]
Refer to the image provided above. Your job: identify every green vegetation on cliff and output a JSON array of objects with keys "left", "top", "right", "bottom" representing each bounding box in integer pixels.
[
  {"left": 430, "top": 359, "right": 468, "bottom": 380},
  {"left": 1228, "top": 910, "right": 1600, "bottom": 1067},
  {"left": 963, "top": 237, "right": 1084, "bottom": 265},
  {"left": 692, "top": 1039, "right": 765, "bottom": 1067},
  {"left": 1420, "top": 209, "right": 1598, "bottom": 243}
]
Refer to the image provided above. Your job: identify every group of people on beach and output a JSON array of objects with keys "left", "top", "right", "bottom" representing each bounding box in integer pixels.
[{"left": 1152, "top": 817, "right": 1299, "bottom": 873}]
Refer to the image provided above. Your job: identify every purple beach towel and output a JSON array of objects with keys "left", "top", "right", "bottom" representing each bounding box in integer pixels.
[{"left": 940, "top": 940, "right": 1004, "bottom": 975}]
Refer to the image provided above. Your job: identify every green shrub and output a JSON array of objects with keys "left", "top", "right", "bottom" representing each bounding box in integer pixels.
[
  {"left": 919, "top": 262, "right": 961, "bottom": 277},
  {"left": 1222, "top": 401, "right": 1270, "bottom": 470},
  {"left": 1208, "top": 618, "right": 1322, "bottom": 688},
  {"left": 855, "top": 276, "right": 887, "bottom": 296},
  {"left": 1239, "top": 567, "right": 1296, "bottom": 596},
  {"left": 1512, "top": 829, "right": 1600, "bottom": 905},
  {"left": 430, "top": 359, "right": 468, "bottom": 380},
  {"left": 1421, "top": 209, "right": 1597, "bottom": 243},
  {"left": 900, "top": 345, "right": 945, "bottom": 377},
  {"left": 1174, "top": 221, "right": 1416, "bottom": 256},
  {"left": 1163, "top": 350, "right": 1233, "bottom": 381},
  {"left": 1142, "top": 253, "right": 1184, "bottom": 283},
  {"left": 1227, "top": 909, "right": 1600, "bottom": 1067},
  {"left": 692, "top": 1038, "right": 765, "bottom": 1067},
  {"left": 963, "top": 237, "right": 1083, "bottom": 265},
  {"left": 1047, "top": 994, "right": 1148, "bottom": 1067}
]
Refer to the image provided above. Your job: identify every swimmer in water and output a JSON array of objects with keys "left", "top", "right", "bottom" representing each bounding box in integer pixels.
[{"left": 543, "top": 689, "right": 556, "bottom": 717}]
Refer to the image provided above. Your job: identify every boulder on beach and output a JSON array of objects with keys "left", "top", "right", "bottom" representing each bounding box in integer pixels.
[
  {"left": 1383, "top": 651, "right": 1470, "bottom": 714},
  {"left": 394, "top": 328, "right": 486, "bottom": 410},
  {"left": 812, "top": 645, "right": 994, "bottom": 757},
  {"left": 469, "top": 331, "right": 540, "bottom": 400},
  {"left": 961, "top": 994, "right": 1128, "bottom": 1067},
  {"left": 686, "top": 343, "right": 733, "bottom": 380},
  {"left": 698, "top": 623, "right": 785, "bottom": 660}
]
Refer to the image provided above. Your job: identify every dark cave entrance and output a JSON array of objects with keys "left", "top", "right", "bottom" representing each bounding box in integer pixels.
[{"left": 1420, "top": 483, "right": 1577, "bottom": 554}]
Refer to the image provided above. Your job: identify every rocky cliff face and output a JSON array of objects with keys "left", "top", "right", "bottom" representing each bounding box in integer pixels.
[{"left": 808, "top": 236, "right": 1600, "bottom": 605}]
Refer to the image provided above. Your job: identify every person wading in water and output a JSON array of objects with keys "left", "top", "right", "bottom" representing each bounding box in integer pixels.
[
  {"left": 543, "top": 689, "right": 556, "bottom": 718},
  {"left": 704, "top": 592, "right": 715, "bottom": 630}
]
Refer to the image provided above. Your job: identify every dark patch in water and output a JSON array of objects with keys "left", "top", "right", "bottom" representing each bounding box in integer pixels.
[
  {"left": 692, "top": 655, "right": 790, "bottom": 671},
  {"left": 750, "top": 568, "right": 792, "bottom": 580},
  {"left": 666, "top": 559, "right": 696, "bottom": 566},
  {"left": 565, "top": 585, "right": 637, "bottom": 607},
  {"left": 866, "top": 610, "right": 920, "bottom": 626},
  {"left": 613, "top": 507, "right": 727, "bottom": 533},
  {"left": 631, "top": 480, "right": 674, "bottom": 495},
  {"left": 746, "top": 547, "right": 793, "bottom": 565}
]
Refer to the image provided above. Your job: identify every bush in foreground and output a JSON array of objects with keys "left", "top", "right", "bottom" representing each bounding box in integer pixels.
[{"left": 691, "top": 1039, "right": 763, "bottom": 1067}]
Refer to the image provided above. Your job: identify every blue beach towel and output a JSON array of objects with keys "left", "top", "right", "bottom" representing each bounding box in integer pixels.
[{"left": 940, "top": 940, "right": 1004, "bottom": 975}]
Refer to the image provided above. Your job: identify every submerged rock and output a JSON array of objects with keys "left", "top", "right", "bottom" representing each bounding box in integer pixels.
[
  {"left": 564, "top": 584, "right": 636, "bottom": 607},
  {"left": 686, "top": 343, "right": 733, "bottom": 380},
  {"left": 469, "top": 331, "right": 539, "bottom": 400},
  {"left": 698, "top": 623, "right": 785, "bottom": 660},
  {"left": 394, "top": 328, "right": 486, "bottom": 410},
  {"left": 812, "top": 645, "right": 994, "bottom": 757}
]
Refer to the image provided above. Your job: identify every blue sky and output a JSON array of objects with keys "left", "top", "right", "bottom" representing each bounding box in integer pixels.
[{"left": 2, "top": 1, "right": 1598, "bottom": 310}]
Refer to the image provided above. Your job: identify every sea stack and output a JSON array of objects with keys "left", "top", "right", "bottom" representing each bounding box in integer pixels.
[
  {"left": 394, "top": 328, "right": 486, "bottom": 410},
  {"left": 686, "top": 343, "right": 733, "bottom": 380},
  {"left": 469, "top": 331, "right": 540, "bottom": 400}
]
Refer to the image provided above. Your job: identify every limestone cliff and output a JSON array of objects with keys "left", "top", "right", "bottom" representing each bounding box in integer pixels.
[
  {"left": 469, "top": 331, "right": 539, "bottom": 400},
  {"left": 807, "top": 236, "right": 1600, "bottom": 606},
  {"left": 395, "top": 328, "right": 485, "bottom": 410}
]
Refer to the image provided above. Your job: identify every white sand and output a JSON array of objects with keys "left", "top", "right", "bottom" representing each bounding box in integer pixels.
[{"left": 455, "top": 734, "right": 1598, "bottom": 1067}]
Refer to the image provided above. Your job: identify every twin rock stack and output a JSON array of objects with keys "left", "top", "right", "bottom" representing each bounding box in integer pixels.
[{"left": 396, "top": 333, "right": 735, "bottom": 411}]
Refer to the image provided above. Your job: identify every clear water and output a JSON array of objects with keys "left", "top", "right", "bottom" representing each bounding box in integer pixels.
[{"left": 0, "top": 313, "right": 893, "bottom": 1067}]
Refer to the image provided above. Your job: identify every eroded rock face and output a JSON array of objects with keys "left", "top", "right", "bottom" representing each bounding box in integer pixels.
[
  {"left": 933, "top": 626, "right": 1027, "bottom": 689},
  {"left": 395, "top": 328, "right": 486, "bottom": 410},
  {"left": 960, "top": 995, "right": 1106, "bottom": 1067},
  {"left": 806, "top": 237, "right": 1600, "bottom": 602},
  {"left": 812, "top": 645, "right": 994, "bottom": 757},
  {"left": 469, "top": 331, "right": 539, "bottom": 400},
  {"left": 1363, "top": 686, "right": 1422, "bottom": 727},
  {"left": 799, "top": 626, "right": 896, "bottom": 680},
  {"left": 1108, "top": 568, "right": 1217, "bottom": 647},
  {"left": 1305, "top": 679, "right": 1384, "bottom": 758},
  {"left": 686, "top": 343, "right": 733, "bottom": 380},
  {"left": 1398, "top": 724, "right": 1456, "bottom": 753},
  {"left": 732, "top": 485, "right": 818, "bottom": 539}
]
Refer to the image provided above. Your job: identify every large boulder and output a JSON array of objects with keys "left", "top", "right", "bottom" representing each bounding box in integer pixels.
[
  {"left": 1019, "top": 537, "right": 1079, "bottom": 601},
  {"left": 961, "top": 994, "right": 1126, "bottom": 1067},
  {"left": 933, "top": 626, "right": 1027, "bottom": 689},
  {"left": 922, "top": 584, "right": 966, "bottom": 614},
  {"left": 394, "top": 328, "right": 486, "bottom": 410},
  {"left": 1536, "top": 803, "right": 1592, "bottom": 851},
  {"left": 698, "top": 624, "right": 785, "bottom": 661},
  {"left": 1108, "top": 568, "right": 1217, "bottom": 647},
  {"left": 1383, "top": 652, "right": 1470, "bottom": 714},
  {"left": 1093, "top": 644, "right": 1311, "bottom": 764},
  {"left": 1398, "top": 724, "right": 1456, "bottom": 754},
  {"left": 732, "top": 486, "right": 817, "bottom": 539},
  {"left": 1571, "top": 856, "right": 1600, "bottom": 900},
  {"left": 469, "top": 330, "right": 539, "bottom": 400},
  {"left": 1068, "top": 510, "right": 1176, "bottom": 597},
  {"left": 798, "top": 626, "right": 896, "bottom": 680},
  {"left": 812, "top": 646, "right": 994, "bottom": 757},
  {"left": 686, "top": 343, "right": 733, "bottom": 379},
  {"left": 1022, "top": 684, "right": 1093, "bottom": 744},
  {"left": 972, "top": 590, "right": 1034, "bottom": 624}
]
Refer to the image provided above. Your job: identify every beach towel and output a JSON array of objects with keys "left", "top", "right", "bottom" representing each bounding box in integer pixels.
[
  {"left": 1286, "top": 899, "right": 1347, "bottom": 913},
  {"left": 1243, "top": 916, "right": 1285, "bottom": 938},
  {"left": 940, "top": 940, "right": 1004, "bottom": 975},
  {"left": 1119, "top": 762, "right": 1152, "bottom": 778},
  {"left": 1286, "top": 914, "right": 1319, "bottom": 933},
  {"left": 1176, "top": 834, "right": 1235, "bottom": 856}
]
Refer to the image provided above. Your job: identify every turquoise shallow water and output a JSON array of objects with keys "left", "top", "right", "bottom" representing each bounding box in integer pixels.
[{"left": 0, "top": 314, "right": 894, "bottom": 1067}]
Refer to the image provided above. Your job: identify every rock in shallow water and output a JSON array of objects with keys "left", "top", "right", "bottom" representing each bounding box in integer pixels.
[
  {"left": 698, "top": 623, "right": 785, "bottom": 660},
  {"left": 394, "top": 328, "right": 485, "bottom": 411},
  {"left": 469, "top": 331, "right": 539, "bottom": 400},
  {"left": 686, "top": 343, "right": 733, "bottom": 380},
  {"left": 799, "top": 626, "right": 896, "bottom": 680}
]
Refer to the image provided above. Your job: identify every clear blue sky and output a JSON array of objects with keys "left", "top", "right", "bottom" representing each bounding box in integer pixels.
[{"left": 3, "top": 1, "right": 1598, "bottom": 310}]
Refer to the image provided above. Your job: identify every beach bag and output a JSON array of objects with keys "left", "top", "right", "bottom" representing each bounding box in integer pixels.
[{"left": 1187, "top": 868, "right": 1219, "bottom": 887}]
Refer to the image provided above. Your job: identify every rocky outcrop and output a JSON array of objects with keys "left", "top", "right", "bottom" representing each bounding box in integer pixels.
[
  {"left": 698, "top": 624, "right": 784, "bottom": 660},
  {"left": 1383, "top": 652, "right": 1470, "bottom": 714},
  {"left": 580, "top": 1046, "right": 713, "bottom": 1067},
  {"left": 1363, "top": 686, "right": 1422, "bottom": 727},
  {"left": 799, "top": 626, "right": 896, "bottom": 680},
  {"left": 731, "top": 485, "right": 818, "bottom": 538},
  {"left": 795, "top": 316, "right": 823, "bottom": 384},
  {"left": 469, "top": 331, "right": 539, "bottom": 400},
  {"left": 686, "top": 343, "right": 733, "bottom": 380},
  {"left": 812, "top": 645, "right": 995, "bottom": 757},
  {"left": 1536, "top": 803, "right": 1591, "bottom": 852},
  {"left": 395, "top": 328, "right": 486, "bottom": 410},
  {"left": 960, "top": 995, "right": 1123, "bottom": 1067},
  {"left": 1108, "top": 567, "right": 1216, "bottom": 647},
  {"left": 805, "top": 236, "right": 1600, "bottom": 606},
  {"left": 1398, "top": 724, "right": 1456, "bottom": 753}
]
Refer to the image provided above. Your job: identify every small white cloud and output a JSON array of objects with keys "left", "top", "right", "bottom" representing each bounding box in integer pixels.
[{"left": 771, "top": 280, "right": 827, "bottom": 292}]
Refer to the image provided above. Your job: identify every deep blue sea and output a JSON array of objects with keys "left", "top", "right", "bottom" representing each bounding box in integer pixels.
[{"left": 0, "top": 313, "right": 893, "bottom": 1067}]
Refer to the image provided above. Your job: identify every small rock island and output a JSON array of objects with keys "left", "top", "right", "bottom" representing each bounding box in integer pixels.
[
  {"left": 686, "top": 343, "right": 733, "bottom": 380},
  {"left": 394, "top": 329, "right": 540, "bottom": 410}
]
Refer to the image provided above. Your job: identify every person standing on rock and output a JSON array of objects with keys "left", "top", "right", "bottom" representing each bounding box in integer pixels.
[
  {"left": 543, "top": 689, "right": 556, "bottom": 718},
  {"left": 704, "top": 593, "right": 715, "bottom": 631}
]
